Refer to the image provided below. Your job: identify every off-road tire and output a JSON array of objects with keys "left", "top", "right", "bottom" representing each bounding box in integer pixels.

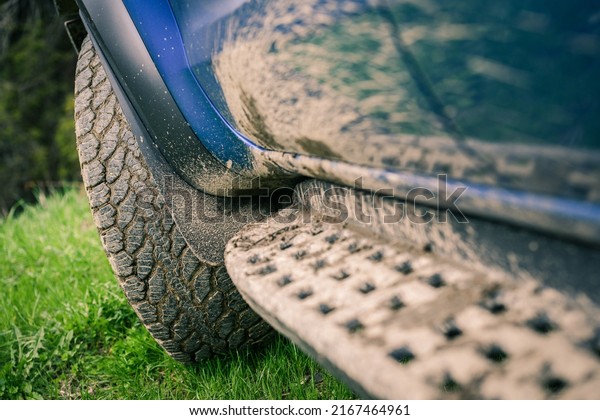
[{"left": 74, "top": 37, "right": 273, "bottom": 362}]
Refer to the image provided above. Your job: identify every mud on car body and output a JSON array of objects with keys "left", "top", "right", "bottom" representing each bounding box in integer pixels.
[{"left": 59, "top": 0, "right": 600, "bottom": 398}]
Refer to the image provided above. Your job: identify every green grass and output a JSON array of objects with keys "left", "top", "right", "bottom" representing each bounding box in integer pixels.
[{"left": 0, "top": 188, "right": 355, "bottom": 400}]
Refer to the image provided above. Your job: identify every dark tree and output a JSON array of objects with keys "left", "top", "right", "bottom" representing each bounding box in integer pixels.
[{"left": 0, "top": 0, "right": 80, "bottom": 213}]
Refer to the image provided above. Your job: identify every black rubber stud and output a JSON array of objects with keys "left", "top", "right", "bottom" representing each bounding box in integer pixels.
[
  {"left": 259, "top": 265, "right": 277, "bottom": 275},
  {"left": 441, "top": 319, "right": 463, "bottom": 340},
  {"left": 427, "top": 273, "right": 445, "bottom": 288},
  {"left": 526, "top": 313, "right": 557, "bottom": 334},
  {"left": 294, "top": 250, "right": 307, "bottom": 260},
  {"left": 482, "top": 344, "right": 509, "bottom": 363},
  {"left": 319, "top": 303, "right": 335, "bottom": 315},
  {"left": 395, "top": 261, "right": 413, "bottom": 275},
  {"left": 332, "top": 270, "right": 350, "bottom": 281},
  {"left": 314, "top": 259, "right": 327, "bottom": 270},
  {"left": 277, "top": 275, "right": 293, "bottom": 287},
  {"left": 345, "top": 319, "right": 364, "bottom": 333},
  {"left": 481, "top": 291, "right": 507, "bottom": 315},
  {"left": 368, "top": 251, "right": 384, "bottom": 262},
  {"left": 542, "top": 376, "right": 568, "bottom": 395},
  {"left": 297, "top": 289, "right": 313, "bottom": 300},
  {"left": 348, "top": 242, "right": 360, "bottom": 253},
  {"left": 389, "top": 296, "right": 405, "bottom": 311},
  {"left": 359, "top": 282, "right": 376, "bottom": 294},
  {"left": 310, "top": 224, "right": 324, "bottom": 236},
  {"left": 325, "top": 234, "right": 339, "bottom": 244},
  {"left": 280, "top": 242, "right": 293, "bottom": 250},
  {"left": 389, "top": 347, "right": 415, "bottom": 365},
  {"left": 441, "top": 373, "right": 461, "bottom": 393}
]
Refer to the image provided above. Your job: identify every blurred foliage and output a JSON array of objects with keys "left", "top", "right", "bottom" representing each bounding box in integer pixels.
[{"left": 0, "top": 0, "right": 80, "bottom": 214}]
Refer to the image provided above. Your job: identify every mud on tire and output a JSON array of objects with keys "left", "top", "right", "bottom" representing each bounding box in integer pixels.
[{"left": 74, "top": 37, "right": 273, "bottom": 362}]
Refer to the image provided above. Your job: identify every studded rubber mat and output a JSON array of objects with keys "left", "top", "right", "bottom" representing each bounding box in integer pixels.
[{"left": 225, "top": 204, "right": 600, "bottom": 399}]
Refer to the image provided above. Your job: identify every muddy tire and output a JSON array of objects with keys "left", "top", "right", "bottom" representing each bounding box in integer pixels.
[{"left": 74, "top": 37, "right": 273, "bottom": 362}]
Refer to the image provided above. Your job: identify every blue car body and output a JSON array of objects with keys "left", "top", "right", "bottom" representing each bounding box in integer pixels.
[{"left": 74, "top": 0, "right": 600, "bottom": 246}]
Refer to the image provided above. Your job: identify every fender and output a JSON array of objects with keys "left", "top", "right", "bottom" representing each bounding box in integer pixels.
[{"left": 75, "top": 0, "right": 285, "bottom": 196}]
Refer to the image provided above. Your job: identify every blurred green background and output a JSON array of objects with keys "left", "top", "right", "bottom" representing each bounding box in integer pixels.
[{"left": 0, "top": 0, "right": 80, "bottom": 214}]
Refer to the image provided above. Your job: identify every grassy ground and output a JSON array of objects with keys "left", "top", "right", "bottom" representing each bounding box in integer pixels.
[{"left": 0, "top": 188, "right": 355, "bottom": 400}]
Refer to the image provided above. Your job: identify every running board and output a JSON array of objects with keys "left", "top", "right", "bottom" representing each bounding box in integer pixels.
[{"left": 225, "top": 182, "right": 600, "bottom": 399}]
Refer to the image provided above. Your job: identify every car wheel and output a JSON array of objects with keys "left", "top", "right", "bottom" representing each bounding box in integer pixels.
[{"left": 74, "top": 37, "right": 273, "bottom": 362}]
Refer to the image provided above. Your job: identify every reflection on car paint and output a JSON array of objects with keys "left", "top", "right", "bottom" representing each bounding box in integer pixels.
[{"left": 169, "top": 0, "right": 600, "bottom": 202}]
